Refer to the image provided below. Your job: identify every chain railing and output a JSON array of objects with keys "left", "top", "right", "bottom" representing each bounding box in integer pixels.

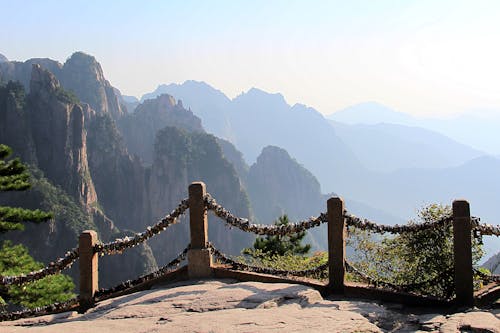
[
  {"left": 208, "top": 242, "right": 328, "bottom": 278},
  {"left": 95, "top": 245, "right": 190, "bottom": 300},
  {"left": 0, "top": 198, "right": 191, "bottom": 321},
  {"left": 94, "top": 198, "right": 189, "bottom": 255},
  {"left": 471, "top": 217, "right": 500, "bottom": 237},
  {"left": 0, "top": 297, "right": 79, "bottom": 322},
  {"left": 344, "top": 212, "right": 453, "bottom": 234},
  {"left": 205, "top": 190, "right": 499, "bottom": 306},
  {"left": 2, "top": 182, "right": 500, "bottom": 321},
  {"left": 205, "top": 193, "right": 328, "bottom": 236},
  {"left": 0, "top": 248, "right": 79, "bottom": 286},
  {"left": 346, "top": 261, "right": 455, "bottom": 298},
  {"left": 474, "top": 268, "right": 500, "bottom": 284}
]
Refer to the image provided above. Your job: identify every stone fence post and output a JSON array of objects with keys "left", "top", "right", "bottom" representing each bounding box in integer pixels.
[
  {"left": 328, "top": 197, "right": 345, "bottom": 294},
  {"left": 188, "top": 182, "right": 213, "bottom": 278},
  {"left": 452, "top": 200, "right": 474, "bottom": 307},
  {"left": 79, "top": 230, "right": 98, "bottom": 312}
]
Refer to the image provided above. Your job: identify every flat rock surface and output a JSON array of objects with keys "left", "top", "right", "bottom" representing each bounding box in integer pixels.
[{"left": 1, "top": 279, "right": 499, "bottom": 332}]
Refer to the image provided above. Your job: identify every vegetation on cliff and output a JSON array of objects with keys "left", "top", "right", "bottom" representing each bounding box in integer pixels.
[{"left": 0, "top": 145, "right": 74, "bottom": 310}]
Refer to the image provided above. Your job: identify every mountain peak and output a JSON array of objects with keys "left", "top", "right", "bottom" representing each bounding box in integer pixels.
[
  {"left": 233, "top": 88, "right": 288, "bottom": 109},
  {"left": 0, "top": 53, "right": 8, "bottom": 63},
  {"left": 63, "top": 52, "right": 104, "bottom": 79},
  {"left": 29, "top": 64, "right": 60, "bottom": 97},
  {"left": 329, "top": 101, "right": 415, "bottom": 126},
  {"left": 66, "top": 51, "right": 99, "bottom": 66}
]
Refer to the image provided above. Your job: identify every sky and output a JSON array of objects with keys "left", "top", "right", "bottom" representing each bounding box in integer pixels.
[{"left": 2, "top": 0, "right": 500, "bottom": 118}]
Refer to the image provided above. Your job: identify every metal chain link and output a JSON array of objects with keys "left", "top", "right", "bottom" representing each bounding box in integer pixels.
[
  {"left": 345, "top": 260, "right": 454, "bottom": 295},
  {"left": 94, "top": 198, "right": 189, "bottom": 255},
  {"left": 204, "top": 194, "right": 328, "bottom": 236},
  {"left": 0, "top": 297, "right": 79, "bottom": 322},
  {"left": 344, "top": 212, "right": 453, "bottom": 234},
  {"left": 94, "top": 245, "right": 190, "bottom": 300},
  {"left": 474, "top": 268, "right": 500, "bottom": 284},
  {"left": 471, "top": 217, "right": 500, "bottom": 237},
  {"left": 208, "top": 242, "right": 327, "bottom": 277},
  {"left": 0, "top": 248, "right": 79, "bottom": 286}
]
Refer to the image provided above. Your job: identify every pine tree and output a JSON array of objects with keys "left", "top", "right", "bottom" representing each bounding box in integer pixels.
[
  {"left": 243, "top": 215, "right": 311, "bottom": 258},
  {"left": 0, "top": 144, "right": 75, "bottom": 310},
  {"left": 0, "top": 144, "right": 52, "bottom": 232}
]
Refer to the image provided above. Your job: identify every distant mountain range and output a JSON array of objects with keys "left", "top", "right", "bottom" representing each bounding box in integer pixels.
[
  {"left": 141, "top": 81, "right": 500, "bottom": 260},
  {"left": 1, "top": 52, "right": 498, "bottom": 265},
  {"left": 330, "top": 121, "right": 484, "bottom": 172},
  {"left": 328, "top": 102, "right": 500, "bottom": 156}
]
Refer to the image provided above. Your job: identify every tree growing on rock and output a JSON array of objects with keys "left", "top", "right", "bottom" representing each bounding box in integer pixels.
[
  {"left": 0, "top": 144, "right": 74, "bottom": 310},
  {"left": 348, "top": 204, "right": 484, "bottom": 299},
  {"left": 243, "top": 215, "right": 311, "bottom": 258}
]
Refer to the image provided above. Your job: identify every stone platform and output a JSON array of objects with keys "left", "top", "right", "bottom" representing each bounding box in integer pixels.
[{"left": 1, "top": 279, "right": 498, "bottom": 332}]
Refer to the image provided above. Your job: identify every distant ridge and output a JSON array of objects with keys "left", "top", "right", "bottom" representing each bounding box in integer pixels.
[{"left": 328, "top": 101, "right": 416, "bottom": 126}]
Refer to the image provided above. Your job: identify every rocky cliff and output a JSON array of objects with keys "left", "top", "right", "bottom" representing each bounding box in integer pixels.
[
  {"left": 248, "top": 146, "right": 324, "bottom": 224},
  {"left": 0, "top": 52, "right": 125, "bottom": 120},
  {"left": 59, "top": 52, "right": 126, "bottom": 119},
  {"left": 0, "top": 52, "right": 256, "bottom": 286},
  {"left": 118, "top": 94, "right": 203, "bottom": 164},
  {"left": 147, "top": 127, "right": 254, "bottom": 260},
  {"left": 28, "top": 64, "right": 98, "bottom": 208},
  {"left": 0, "top": 65, "right": 157, "bottom": 288}
]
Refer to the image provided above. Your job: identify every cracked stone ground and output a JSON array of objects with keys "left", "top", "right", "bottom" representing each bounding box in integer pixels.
[{"left": 1, "top": 279, "right": 498, "bottom": 332}]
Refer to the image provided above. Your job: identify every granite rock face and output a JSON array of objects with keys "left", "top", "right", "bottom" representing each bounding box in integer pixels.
[
  {"left": 247, "top": 145, "right": 324, "bottom": 224},
  {"left": 0, "top": 52, "right": 125, "bottom": 119},
  {"left": 118, "top": 93, "right": 203, "bottom": 165},
  {"left": 59, "top": 52, "right": 125, "bottom": 119},
  {"left": 0, "top": 281, "right": 380, "bottom": 333},
  {"left": 146, "top": 127, "right": 254, "bottom": 262},
  {"left": 2, "top": 280, "right": 498, "bottom": 333},
  {"left": 28, "top": 64, "right": 97, "bottom": 208}
]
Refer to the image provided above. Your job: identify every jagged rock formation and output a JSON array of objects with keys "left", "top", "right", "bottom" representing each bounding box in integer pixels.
[
  {"left": 0, "top": 52, "right": 256, "bottom": 286},
  {"left": 0, "top": 64, "right": 157, "bottom": 288},
  {"left": 141, "top": 80, "right": 233, "bottom": 141},
  {"left": 141, "top": 83, "right": 364, "bottom": 195},
  {"left": 59, "top": 52, "right": 125, "bottom": 119},
  {"left": 0, "top": 58, "right": 62, "bottom": 90},
  {"left": 248, "top": 146, "right": 323, "bottom": 224},
  {"left": 120, "top": 94, "right": 139, "bottom": 113},
  {"left": 147, "top": 127, "right": 254, "bottom": 260},
  {"left": 118, "top": 94, "right": 203, "bottom": 164},
  {"left": 217, "top": 138, "right": 249, "bottom": 185},
  {"left": 85, "top": 111, "right": 148, "bottom": 232},
  {"left": 0, "top": 52, "right": 125, "bottom": 120},
  {"left": 28, "top": 64, "right": 97, "bottom": 207},
  {"left": 483, "top": 251, "right": 500, "bottom": 274}
]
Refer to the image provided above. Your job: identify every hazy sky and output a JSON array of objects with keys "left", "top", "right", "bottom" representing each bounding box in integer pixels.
[{"left": 2, "top": 0, "right": 500, "bottom": 117}]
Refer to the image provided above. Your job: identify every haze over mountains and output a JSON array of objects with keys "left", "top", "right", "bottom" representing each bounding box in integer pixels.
[
  {"left": 0, "top": 50, "right": 498, "bottom": 280},
  {"left": 141, "top": 79, "right": 500, "bottom": 259},
  {"left": 330, "top": 101, "right": 500, "bottom": 156}
]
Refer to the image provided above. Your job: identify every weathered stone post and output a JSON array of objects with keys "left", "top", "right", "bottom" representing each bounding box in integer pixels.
[
  {"left": 188, "top": 181, "right": 213, "bottom": 278},
  {"left": 79, "top": 230, "right": 98, "bottom": 312},
  {"left": 328, "top": 197, "right": 345, "bottom": 294},
  {"left": 452, "top": 199, "right": 474, "bottom": 307}
]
